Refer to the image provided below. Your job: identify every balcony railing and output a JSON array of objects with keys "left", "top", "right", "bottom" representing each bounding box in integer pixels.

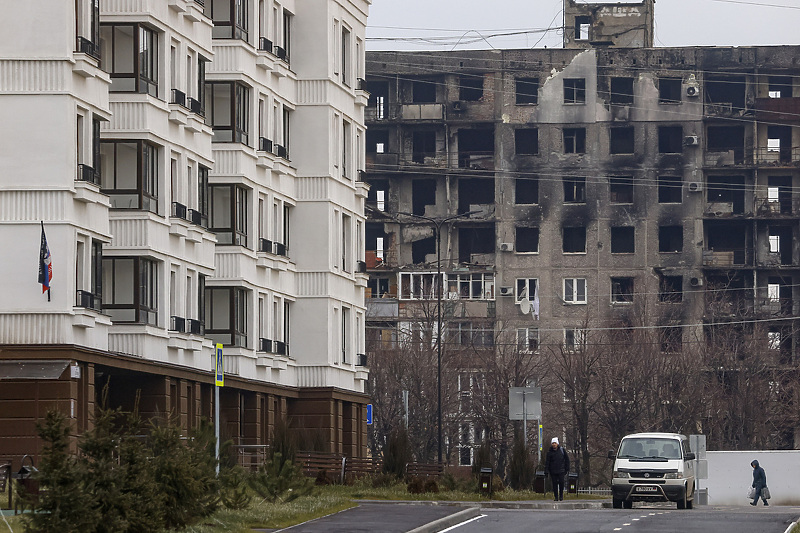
[
  {"left": 187, "top": 318, "right": 204, "bottom": 335},
  {"left": 274, "top": 340, "right": 287, "bottom": 356},
  {"left": 258, "top": 37, "right": 273, "bottom": 53},
  {"left": 356, "top": 353, "right": 368, "bottom": 367},
  {"left": 754, "top": 147, "right": 800, "bottom": 166},
  {"left": 274, "top": 144, "right": 289, "bottom": 160},
  {"left": 258, "top": 137, "right": 273, "bottom": 153},
  {"left": 357, "top": 260, "right": 367, "bottom": 273},
  {"left": 274, "top": 242, "right": 287, "bottom": 256},
  {"left": 76, "top": 290, "right": 101, "bottom": 312},
  {"left": 258, "top": 238, "right": 273, "bottom": 253},
  {"left": 76, "top": 163, "right": 100, "bottom": 185},
  {"left": 170, "top": 315, "right": 186, "bottom": 333},
  {"left": 76, "top": 37, "right": 101, "bottom": 60},
  {"left": 702, "top": 249, "right": 751, "bottom": 267},
  {"left": 170, "top": 88, "right": 188, "bottom": 108},
  {"left": 188, "top": 97, "right": 204, "bottom": 117},
  {"left": 756, "top": 197, "right": 797, "bottom": 216},
  {"left": 258, "top": 337, "right": 272, "bottom": 353},
  {"left": 187, "top": 208, "right": 206, "bottom": 227},
  {"left": 274, "top": 46, "right": 288, "bottom": 62},
  {"left": 171, "top": 201, "right": 188, "bottom": 220},
  {"left": 357, "top": 78, "right": 368, "bottom": 91}
]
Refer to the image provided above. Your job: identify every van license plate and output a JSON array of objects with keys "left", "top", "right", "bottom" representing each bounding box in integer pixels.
[{"left": 635, "top": 486, "right": 658, "bottom": 493}]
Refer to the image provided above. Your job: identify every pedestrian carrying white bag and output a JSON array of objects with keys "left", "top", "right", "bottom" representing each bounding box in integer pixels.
[
  {"left": 762, "top": 487, "right": 771, "bottom": 500},
  {"left": 747, "top": 487, "right": 756, "bottom": 499}
]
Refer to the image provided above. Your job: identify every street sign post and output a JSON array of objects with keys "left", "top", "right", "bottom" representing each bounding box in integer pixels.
[
  {"left": 509, "top": 386, "right": 542, "bottom": 449},
  {"left": 214, "top": 343, "right": 223, "bottom": 475}
]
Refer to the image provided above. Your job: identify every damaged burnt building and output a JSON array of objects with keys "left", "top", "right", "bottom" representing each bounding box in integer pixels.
[{"left": 364, "top": 0, "right": 800, "bottom": 463}]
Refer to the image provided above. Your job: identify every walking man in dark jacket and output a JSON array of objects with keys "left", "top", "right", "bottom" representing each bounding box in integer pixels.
[
  {"left": 750, "top": 460, "right": 768, "bottom": 506},
  {"left": 545, "top": 437, "right": 570, "bottom": 501}
]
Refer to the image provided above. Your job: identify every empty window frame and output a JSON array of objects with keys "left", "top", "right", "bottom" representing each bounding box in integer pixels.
[
  {"left": 209, "top": 185, "right": 248, "bottom": 246},
  {"left": 564, "top": 278, "right": 587, "bottom": 304},
  {"left": 768, "top": 76, "right": 792, "bottom": 99},
  {"left": 659, "top": 225, "right": 683, "bottom": 253},
  {"left": 102, "top": 256, "right": 158, "bottom": 325},
  {"left": 515, "top": 128, "right": 539, "bottom": 155},
  {"left": 610, "top": 127, "right": 634, "bottom": 154},
  {"left": 610, "top": 77, "right": 634, "bottom": 105},
  {"left": 515, "top": 176, "right": 539, "bottom": 204},
  {"left": 563, "top": 227, "right": 586, "bottom": 253},
  {"left": 459, "top": 76, "right": 483, "bottom": 101},
  {"left": 564, "top": 128, "right": 586, "bottom": 153},
  {"left": 564, "top": 327, "right": 586, "bottom": 351},
  {"left": 515, "top": 227, "right": 540, "bottom": 253},
  {"left": 100, "top": 140, "right": 158, "bottom": 212},
  {"left": 658, "top": 175, "right": 682, "bottom": 203},
  {"left": 610, "top": 177, "right": 633, "bottom": 204},
  {"left": 516, "top": 278, "right": 538, "bottom": 301},
  {"left": 564, "top": 78, "right": 586, "bottom": 104},
  {"left": 399, "top": 272, "right": 443, "bottom": 300},
  {"left": 563, "top": 177, "right": 586, "bottom": 203},
  {"left": 205, "top": 286, "right": 248, "bottom": 347},
  {"left": 100, "top": 24, "right": 158, "bottom": 96},
  {"left": 206, "top": 82, "right": 250, "bottom": 144},
  {"left": 446, "top": 273, "right": 495, "bottom": 300},
  {"left": 516, "top": 77, "right": 539, "bottom": 105},
  {"left": 611, "top": 277, "right": 634, "bottom": 303},
  {"left": 610, "top": 226, "right": 635, "bottom": 253},
  {"left": 658, "top": 125, "right": 683, "bottom": 153},
  {"left": 411, "top": 130, "right": 436, "bottom": 163},
  {"left": 412, "top": 80, "right": 437, "bottom": 103},
  {"left": 575, "top": 16, "right": 591, "bottom": 40},
  {"left": 517, "top": 327, "right": 540, "bottom": 353},
  {"left": 659, "top": 275, "right": 683, "bottom": 303},
  {"left": 658, "top": 77, "right": 682, "bottom": 104}
]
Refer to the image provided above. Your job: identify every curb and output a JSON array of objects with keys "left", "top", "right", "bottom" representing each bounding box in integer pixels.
[
  {"left": 405, "top": 507, "right": 481, "bottom": 533},
  {"left": 355, "top": 499, "right": 610, "bottom": 510},
  {"left": 784, "top": 516, "right": 800, "bottom": 533}
]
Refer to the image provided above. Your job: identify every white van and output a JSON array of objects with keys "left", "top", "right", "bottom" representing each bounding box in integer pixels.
[{"left": 608, "top": 432, "right": 696, "bottom": 509}]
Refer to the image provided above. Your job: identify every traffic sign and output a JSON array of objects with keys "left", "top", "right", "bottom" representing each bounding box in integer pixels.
[
  {"left": 215, "top": 343, "right": 224, "bottom": 387},
  {"left": 366, "top": 404, "right": 373, "bottom": 425}
]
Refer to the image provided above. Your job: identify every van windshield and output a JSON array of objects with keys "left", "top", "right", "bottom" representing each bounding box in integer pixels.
[{"left": 617, "top": 438, "right": 682, "bottom": 460}]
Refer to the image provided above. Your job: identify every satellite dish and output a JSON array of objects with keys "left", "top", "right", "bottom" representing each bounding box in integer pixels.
[{"left": 519, "top": 298, "right": 532, "bottom": 315}]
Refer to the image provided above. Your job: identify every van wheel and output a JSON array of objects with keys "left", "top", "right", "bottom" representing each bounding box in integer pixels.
[
  {"left": 613, "top": 498, "right": 623, "bottom": 509},
  {"left": 677, "top": 493, "right": 686, "bottom": 509},
  {"left": 623, "top": 500, "right": 633, "bottom": 509}
]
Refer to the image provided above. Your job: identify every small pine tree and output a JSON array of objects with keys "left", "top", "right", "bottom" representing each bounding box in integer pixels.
[
  {"left": 507, "top": 432, "right": 535, "bottom": 491},
  {"left": 383, "top": 427, "right": 412, "bottom": 479},
  {"left": 220, "top": 465, "right": 252, "bottom": 510},
  {"left": 24, "top": 410, "right": 100, "bottom": 533},
  {"left": 248, "top": 452, "right": 313, "bottom": 502}
]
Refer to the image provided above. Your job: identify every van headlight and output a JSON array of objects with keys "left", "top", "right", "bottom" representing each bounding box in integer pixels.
[
  {"left": 613, "top": 471, "right": 630, "bottom": 479},
  {"left": 664, "top": 473, "right": 683, "bottom": 479}
]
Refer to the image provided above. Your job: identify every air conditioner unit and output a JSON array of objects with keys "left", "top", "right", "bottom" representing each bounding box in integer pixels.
[
  {"left": 684, "top": 135, "right": 699, "bottom": 146},
  {"left": 451, "top": 100, "right": 465, "bottom": 112},
  {"left": 499, "top": 242, "right": 514, "bottom": 252},
  {"left": 686, "top": 84, "right": 700, "bottom": 97},
  {"left": 688, "top": 181, "right": 703, "bottom": 193},
  {"left": 690, "top": 276, "right": 704, "bottom": 287},
  {"left": 499, "top": 286, "right": 514, "bottom": 297}
]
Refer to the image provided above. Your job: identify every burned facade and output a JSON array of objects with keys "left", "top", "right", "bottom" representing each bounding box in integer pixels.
[{"left": 364, "top": 43, "right": 800, "bottom": 461}]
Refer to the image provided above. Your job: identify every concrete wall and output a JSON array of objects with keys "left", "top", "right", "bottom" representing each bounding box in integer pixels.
[{"left": 705, "top": 450, "right": 800, "bottom": 506}]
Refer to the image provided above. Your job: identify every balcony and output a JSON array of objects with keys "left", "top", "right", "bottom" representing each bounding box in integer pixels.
[
  {"left": 76, "top": 163, "right": 100, "bottom": 186},
  {"left": 754, "top": 147, "right": 800, "bottom": 167},
  {"left": 188, "top": 97, "right": 204, "bottom": 117},
  {"left": 187, "top": 208, "right": 207, "bottom": 228},
  {"left": 273, "top": 340, "right": 288, "bottom": 356},
  {"left": 756, "top": 297, "right": 794, "bottom": 317},
  {"left": 755, "top": 97, "right": 800, "bottom": 125},
  {"left": 170, "top": 88, "right": 188, "bottom": 108},
  {"left": 258, "top": 337, "right": 272, "bottom": 353},
  {"left": 274, "top": 46, "right": 288, "bottom": 63},
  {"left": 756, "top": 197, "right": 797, "bottom": 216},
  {"left": 357, "top": 260, "right": 367, "bottom": 273},
  {"left": 256, "top": 38, "right": 275, "bottom": 70},
  {"left": 169, "top": 316, "right": 186, "bottom": 333},
  {"left": 171, "top": 201, "right": 188, "bottom": 220},
  {"left": 356, "top": 353, "right": 368, "bottom": 367},
  {"left": 274, "top": 242, "right": 287, "bottom": 257},
  {"left": 704, "top": 201, "right": 734, "bottom": 217},
  {"left": 75, "top": 290, "right": 101, "bottom": 312},
  {"left": 702, "top": 249, "right": 751, "bottom": 267},
  {"left": 76, "top": 37, "right": 101, "bottom": 61},
  {"left": 401, "top": 103, "right": 444, "bottom": 121},
  {"left": 187, "top": 318, "right": 204, "bottom": 335}
]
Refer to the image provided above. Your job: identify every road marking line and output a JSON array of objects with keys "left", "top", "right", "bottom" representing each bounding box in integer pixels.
[
  {"left": 614, "top": 528, "right": 622, "bottom": 531},
  {"left": 632, "top": 518, "right": 640, "bottom": 521},
  {"left": 623, "top": 523, "right": 631, "bottom": 526},
  {"left": 438, "top": 514, "right": 486, "bottom": 532}
]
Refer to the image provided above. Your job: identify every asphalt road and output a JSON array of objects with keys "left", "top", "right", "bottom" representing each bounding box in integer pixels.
[{"left": 456, "top": 506, "right": 800, "bottom": 533}]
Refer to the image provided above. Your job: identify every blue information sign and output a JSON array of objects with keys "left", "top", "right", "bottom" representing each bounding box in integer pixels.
[
  {"left": 215, "top": 343, "right": 224, "bottom": 387},
  {"left": 366, "top": 404, "right": 373, "bottom": 425}
]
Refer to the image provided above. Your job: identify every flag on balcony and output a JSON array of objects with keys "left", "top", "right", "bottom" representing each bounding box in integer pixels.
[{"left": 38, "top": 221, "right": 52, "bottom": 301}]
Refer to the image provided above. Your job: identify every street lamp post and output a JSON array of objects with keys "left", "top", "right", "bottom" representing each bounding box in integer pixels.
[{"left": 397, "top": 210, "right": 478, "bottom": 464}]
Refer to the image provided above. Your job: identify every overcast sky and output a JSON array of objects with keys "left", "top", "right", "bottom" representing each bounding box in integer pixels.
[{"left": 366, "top": 0, "right": 800, "bottom": 51}]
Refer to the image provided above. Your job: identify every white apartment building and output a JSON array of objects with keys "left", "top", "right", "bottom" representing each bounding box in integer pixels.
[{"left": 0, "top": 0, "right": 371, "bottom": 467}]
